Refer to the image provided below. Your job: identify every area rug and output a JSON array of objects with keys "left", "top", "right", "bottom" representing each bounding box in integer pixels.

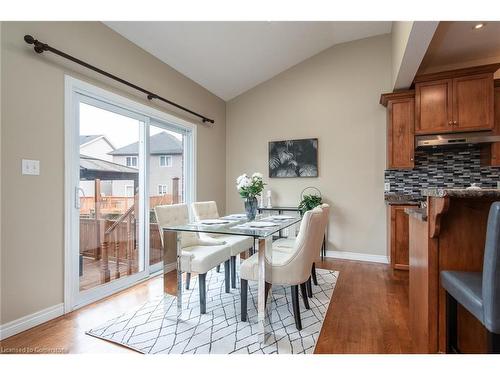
[{"left": 87, "top": 268, "right": 338, "bottom": 354}]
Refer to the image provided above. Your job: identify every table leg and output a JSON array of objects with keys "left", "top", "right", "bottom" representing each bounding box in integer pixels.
[
  {"left": 257, "top": 236, "right": 273, "bottom": 343},
  {"left": 163, "top": 230, "right": 183, "bottom": 319}
]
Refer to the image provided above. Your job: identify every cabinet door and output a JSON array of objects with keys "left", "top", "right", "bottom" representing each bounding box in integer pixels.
[
  {"left": 453, "top": 73, "right": 494, "bottom": 131},
  {"left": 390, "top": 205, "right": 411, "bottom": 270},
  {"left": 489, "top": 86, "right": 500, "bottom": 167},
  {"left": 387, "top": 98, "right": 415, "bottom": 169},
  {"left": 415, "top": 79, "right": 453, "bottom": 134}
]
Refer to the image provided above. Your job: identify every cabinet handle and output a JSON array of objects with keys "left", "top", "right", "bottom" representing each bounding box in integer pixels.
[
  {"left": 453, "top": 121, "right": 458, "bottom": 125},
  {"left": 448, "top": 121, "right": 453, "bottom": 126}
]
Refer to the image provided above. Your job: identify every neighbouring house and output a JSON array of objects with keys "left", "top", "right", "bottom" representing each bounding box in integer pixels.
[
  {"left": 79, "top": 132, "right": 183, "bottom": 198},
  {"left": 79, "top": 135, "right": 118, "bottom": 197},
  {"left": 109, "top": 131, "right": 183, "bottom": 197}
]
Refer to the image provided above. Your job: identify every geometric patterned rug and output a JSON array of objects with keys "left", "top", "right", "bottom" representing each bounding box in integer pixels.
[{"left": 86, "top": 268, "right": 338, "bottom": 354}]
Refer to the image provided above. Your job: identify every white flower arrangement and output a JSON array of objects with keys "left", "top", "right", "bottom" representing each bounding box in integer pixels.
[{"left": 236, "top": 172, "right": 265, "bottom": 199}]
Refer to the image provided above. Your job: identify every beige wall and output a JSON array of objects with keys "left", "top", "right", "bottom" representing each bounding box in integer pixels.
[
  {"left": 226, "top": 34, "right": 391, "bottom": 257},
  {"left": 0, "top": 21, "right": 226, "bottom": 324},
  {"left": 391, "top": 21, "right": 414, "bottom": 88}
]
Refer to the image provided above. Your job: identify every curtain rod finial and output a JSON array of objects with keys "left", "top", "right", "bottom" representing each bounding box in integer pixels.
[{"left": 24, "top": 35, "right": 35, "bottom": 44}]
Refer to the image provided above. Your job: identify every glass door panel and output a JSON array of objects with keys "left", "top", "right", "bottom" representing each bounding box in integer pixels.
[
  {"left": 148, "top": 124, "right": 186, "bottom": 269},
  {"left": 78, "top": 101, "right": 145, "bottom": 292}
]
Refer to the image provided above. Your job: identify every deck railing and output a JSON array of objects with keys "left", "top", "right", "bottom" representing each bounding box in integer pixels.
[{"left": 80, "top": 177, "right": 180, "bottom": 284}]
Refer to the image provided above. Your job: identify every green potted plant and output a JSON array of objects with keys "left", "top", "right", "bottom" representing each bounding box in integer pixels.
[{"left": 298, "top": 187, "right": 323, "bottom": 216}]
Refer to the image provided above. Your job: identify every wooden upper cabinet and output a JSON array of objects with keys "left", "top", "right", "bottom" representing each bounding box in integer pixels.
[
  {"left": 453, "top": 74, "right": 494, "bottom": 131},
  {"left": 482, "top": 83, "right": 500, "bottom": 167},
  {"left": 414, "top": 64, "right": 499, "bottom": 135},
  {"left": 415, "top": 79, "right": 453, "bottom": 134},
  {"left": 380, "top": 91, "right": 415, "bottom": 170}
]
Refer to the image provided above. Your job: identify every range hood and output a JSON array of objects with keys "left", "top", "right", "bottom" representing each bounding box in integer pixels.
[{"left": 416, "top": 132, "right": 500, "bottom": 149}]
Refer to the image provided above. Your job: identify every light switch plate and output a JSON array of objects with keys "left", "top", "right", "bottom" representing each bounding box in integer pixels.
[
  {"left": 384, "top": 182, "right": 390, "bottom": 192},
  {"left": 22, "top": 159, "right": 40, "bottom": 175}
]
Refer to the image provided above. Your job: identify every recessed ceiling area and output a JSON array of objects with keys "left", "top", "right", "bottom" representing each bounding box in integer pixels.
[
  {"left": 418, "top": 21, "right": 500, "bottom": 75},
  {"left": 104, "top": 21, "right": 392, "bottom": 100}
]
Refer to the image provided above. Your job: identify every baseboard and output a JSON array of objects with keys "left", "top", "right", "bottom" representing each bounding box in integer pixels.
[
  {"left": 325, "top": 250, "right": 389, "bottom": 264},
  {"left": 164, "top": 262, "right": 176, "bottom": 273},
  {"left": 0, "top": 303, "right": 64, "bottom": 341}
]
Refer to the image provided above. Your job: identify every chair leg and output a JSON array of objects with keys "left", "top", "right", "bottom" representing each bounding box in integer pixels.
[
  {"left": 487, "top": 331, "right": 500, "bottom": 353},
  {"left": 300, "top": 282, "right": 310, "bottom": 309},
  {"left": 199, "top": 273, "right": 207, "bottom": 314},
  {"left": 446, "top": 291, "right": 459, "bottom": 353},
  {"left": 186, "top": 272, "right": 191, "bottom": 290},
  {"left": 311, "top": 263, "right": 318, "bottom": 286},
  {"left": 216, "top": 264, "right": 220, "bottom": 273},
  {"left": 224, "top": 260, "right": 230, "bottom": 293},
  {"left": 241, "top": 278, "right": 248, "bottom": 322},
  {"left": 291, "top": 285, "right": 302, "bottom": 331},
  {"left": 231, "top": 256, "right": 237, "bottom": 288},
  {"left": 306, "top": 277, "right": 313, "bottom": 298}
]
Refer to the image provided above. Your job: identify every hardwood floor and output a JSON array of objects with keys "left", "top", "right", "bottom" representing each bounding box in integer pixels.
[{"left": 0, "top": 258, "right": 411, "bottom": 354}]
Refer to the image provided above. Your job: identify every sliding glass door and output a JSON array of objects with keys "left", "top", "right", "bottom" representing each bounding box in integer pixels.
[{"left": 66, "top": 76, "right": 195, "bottom": 310}]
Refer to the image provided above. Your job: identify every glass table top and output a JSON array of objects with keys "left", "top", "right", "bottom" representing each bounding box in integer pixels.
[{"left": 161, "top": 213, "right": 301, "bottom": 238}]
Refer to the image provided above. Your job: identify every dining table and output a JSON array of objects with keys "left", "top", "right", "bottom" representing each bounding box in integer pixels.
[{"left": 161, "top": 212, "right": 301, "bottom": 343}]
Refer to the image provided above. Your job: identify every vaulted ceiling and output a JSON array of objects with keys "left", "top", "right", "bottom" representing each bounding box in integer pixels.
[{"left": 104, "top": 21, "right": 392, "bottom": 100}]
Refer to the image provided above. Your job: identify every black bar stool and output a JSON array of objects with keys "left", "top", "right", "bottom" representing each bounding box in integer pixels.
[{"left": 441, "top": 202, "right": 500, "bottom": 353}]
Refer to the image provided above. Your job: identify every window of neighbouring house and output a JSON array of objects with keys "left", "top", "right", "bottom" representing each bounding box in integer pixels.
[
  {"left": 126, "top": 156, "right": 138, "bottom": 167},
  {"left": 159, "top": 155, "right": 172, "bottom": 167},
  {"left": 158, "top": 184, "right": 168, "bottom": 195}
]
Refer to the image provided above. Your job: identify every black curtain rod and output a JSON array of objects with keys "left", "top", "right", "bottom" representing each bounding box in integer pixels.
[{"left": 23, "top": 35, "right": 215, "bottom": 125}]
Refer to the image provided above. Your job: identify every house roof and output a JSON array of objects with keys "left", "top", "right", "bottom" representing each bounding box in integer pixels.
[
  {"left": 80, "top": 135, "right": 102, "bottom": 146},
  {"left": 80, "top": 155, "right": 138, "bottom": 175},
  {"left": 109, "top": 131, "right": 182, "bottom": 156}
]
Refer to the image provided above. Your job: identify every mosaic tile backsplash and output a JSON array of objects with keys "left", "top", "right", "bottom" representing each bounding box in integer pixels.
[{"left": 384, "top": 146, "right": 500, "bottom": 196}]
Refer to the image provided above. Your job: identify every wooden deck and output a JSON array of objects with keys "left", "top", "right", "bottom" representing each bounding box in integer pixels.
[{"left": 80, "top": 248, "right": 162, "bottom": 291}]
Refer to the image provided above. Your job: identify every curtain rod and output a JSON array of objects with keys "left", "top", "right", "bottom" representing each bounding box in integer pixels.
[{"left": 23, "top": 35, "right": 215, "bottom": 125}]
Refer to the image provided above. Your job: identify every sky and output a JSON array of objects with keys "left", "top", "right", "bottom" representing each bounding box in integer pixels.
[{"left": 79, "top": 102, "right": 182, "bottom": 149}]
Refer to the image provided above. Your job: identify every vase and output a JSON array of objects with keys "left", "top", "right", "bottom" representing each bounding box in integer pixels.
[{"left": 244, "top": 197, "right": 258, "bottom": 220}]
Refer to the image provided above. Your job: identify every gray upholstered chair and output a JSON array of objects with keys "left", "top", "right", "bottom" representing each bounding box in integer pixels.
[{"left": 441, "top": 202, "right": 500, "bottom": 353}]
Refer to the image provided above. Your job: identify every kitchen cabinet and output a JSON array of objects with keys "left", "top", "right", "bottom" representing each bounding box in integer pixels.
[
  {"left": 388, "top": 204, "right": 413, "bottom": 271},
  {"left": 380, "top": 91, "right": 415, "bottom": 169},
  {"left": 414, "top": 65, "right": 498, "bottom": 135},
  {"left": 481, "top": 81, "right": 500, "bottom": 167}
]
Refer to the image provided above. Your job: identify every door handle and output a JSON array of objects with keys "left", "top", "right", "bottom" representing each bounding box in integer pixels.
[{"left": 75, "top": 187, "right": 85, "bottom": 209}]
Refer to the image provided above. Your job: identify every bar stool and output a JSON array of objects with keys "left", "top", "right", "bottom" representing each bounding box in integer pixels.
[{"left": 441, "top": 202, "right": 500, "bottom": 354}]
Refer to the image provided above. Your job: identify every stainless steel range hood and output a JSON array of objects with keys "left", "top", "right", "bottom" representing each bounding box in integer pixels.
[{"left": 416, "top": 132, "right": 500, "bottom": 149}]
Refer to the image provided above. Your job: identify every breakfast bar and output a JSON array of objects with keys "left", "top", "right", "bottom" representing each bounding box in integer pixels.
[{"left": 407, "top": 188, "right": 500, "bottom": 353}]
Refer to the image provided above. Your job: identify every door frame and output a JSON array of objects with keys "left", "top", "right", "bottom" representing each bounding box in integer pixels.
[{"left": 64, "top": 76, "right": 197, "bottom": 313}]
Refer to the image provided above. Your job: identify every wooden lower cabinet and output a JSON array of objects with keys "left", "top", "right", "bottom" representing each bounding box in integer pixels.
[{"left": 388, "top": 204, "right": 412, "bottom": 270}]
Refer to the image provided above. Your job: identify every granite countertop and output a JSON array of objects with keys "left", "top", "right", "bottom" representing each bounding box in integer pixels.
[
  {"left": 421, "top": 188, "right": 500, "bottom": 198},
  {"left": 384, "top": 193, "right": 422, "bottom": 205},
  {"left": 404, "top": 207, "right": 427, "bottom": 221}
]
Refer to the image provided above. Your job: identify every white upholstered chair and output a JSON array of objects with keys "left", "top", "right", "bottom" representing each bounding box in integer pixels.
[
  {"left": 273, "top": 203, "right": 330, "bottom": 294},
  {"left": 154, "top": 204, "right": 232, "bottom": 314},
  {"left": 191, "top": 201, "right": 254, "bottom": 288},
  {"left": 239, "top": 206, "right": 325, "bottom": 330}
]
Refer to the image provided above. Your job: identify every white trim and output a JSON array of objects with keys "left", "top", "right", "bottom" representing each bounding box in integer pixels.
[
  {"left": 64, "top": 75, "right": 197, "bottom": 313},
  {"left": 0, "top": 303, "right": 64, "bottom": 340},
  {"left": 325, "top": 250, "right": 389, "bottom": 264}
]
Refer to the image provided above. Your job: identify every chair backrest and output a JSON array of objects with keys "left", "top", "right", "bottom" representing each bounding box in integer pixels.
[
  {"left": 280, "top": 206, "right": 324, "bottom": 284},
  {"left": 482, "top": 202, "right": 500, "bottom": 333},
  {"left": 154, "top": 204, "right": 199, "bottom": 248},
  {"left": 191, "top": 201, "right": 219, "bottom": 221}
]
